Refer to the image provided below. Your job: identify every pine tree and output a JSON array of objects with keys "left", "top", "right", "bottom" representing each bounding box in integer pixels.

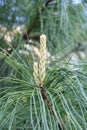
[{"left": 0, "top": 0, "right": 87, "bottom": 130}]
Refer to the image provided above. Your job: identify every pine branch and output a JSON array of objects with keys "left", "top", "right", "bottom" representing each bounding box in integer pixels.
[
  {"left": 45, "top": 0, "right": 53, "bottom": 7},
  {"left": 23, "top": 0, "right": 53, "bottom": 40},
  {"left": 40, "top": 84, "right": 64, "bottom": 130}
]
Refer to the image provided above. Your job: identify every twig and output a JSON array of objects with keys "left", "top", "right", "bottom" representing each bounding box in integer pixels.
[
  {"left": 23, "top": 0, "right": 53, "bottom": 39},
  {"left": 40, "top": 84, "right": 64, "bottom": 130},
  {"left": 45, "top": 0, "right": 53, "bottom": 7}
]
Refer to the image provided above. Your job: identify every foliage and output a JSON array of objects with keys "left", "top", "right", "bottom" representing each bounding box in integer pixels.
[
  {"left": 0, "top": 50, "right": 87, "bottom": 130},
  {"left": 0, "top": 0, "right": 87, "bottom": 130}
]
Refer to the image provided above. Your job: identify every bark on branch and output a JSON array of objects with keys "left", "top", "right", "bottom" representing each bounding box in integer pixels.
[
  {"left": 40, "top": 84, "right": 64, "bottom": 130},
  {"left": 23, "top": 0, "right": 53, "bottom": 40}
]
